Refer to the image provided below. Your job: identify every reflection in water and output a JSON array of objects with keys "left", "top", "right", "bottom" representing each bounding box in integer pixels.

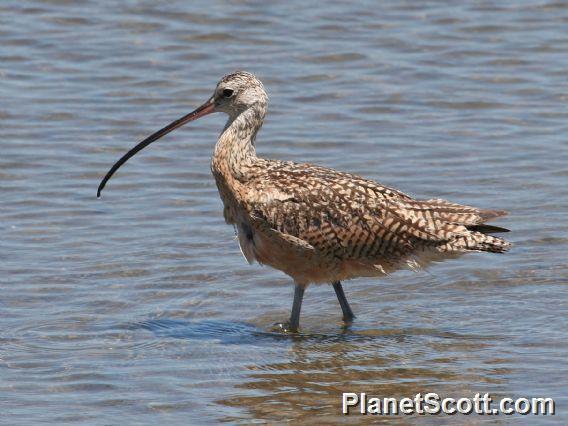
[
  {"left": 220, "top": 331, "right": 510, "bottom": 422},
  {"left": 137, "top": 318, "right": 511, "bottom": 422}
]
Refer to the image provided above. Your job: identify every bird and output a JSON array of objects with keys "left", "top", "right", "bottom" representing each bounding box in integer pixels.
[{"left": 98, "top": 71, "right": 511, "bottom": 333}]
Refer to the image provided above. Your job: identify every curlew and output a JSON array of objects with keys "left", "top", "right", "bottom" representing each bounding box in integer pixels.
[{"left": 98, "top": 71, "right": 511, "bottom": 332}]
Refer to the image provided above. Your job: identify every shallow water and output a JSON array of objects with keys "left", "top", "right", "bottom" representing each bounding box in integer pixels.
[{"left": 1, "top": 0, "right": 567, "bottom": 423}]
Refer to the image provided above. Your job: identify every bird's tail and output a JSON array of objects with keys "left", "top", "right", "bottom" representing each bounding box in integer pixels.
[
  {"left": 439, "top": 230, "right": 511, "bottom": 253},
  {"left": 466, "top": 223, "right": 510, "bottom": 234},
  {"left": 388, "top": 198, "right": 512, "bottom": 255}
]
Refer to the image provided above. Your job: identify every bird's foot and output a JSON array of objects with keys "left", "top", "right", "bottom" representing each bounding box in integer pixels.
[
  {"left": 342, "top": 314, "right": 356, "bottom": 324},
  {"left": 340, "top": 318, "right": 355, "bottom": 330},
  {"left": 338, "top": 314, "right": 356, "bottom": 331},
  {"left": 270, "top": 321, "right": 300, "bottom": 334}
]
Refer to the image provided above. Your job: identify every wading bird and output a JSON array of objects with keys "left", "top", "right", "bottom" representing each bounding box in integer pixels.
[{"left": 98, "top": 71, "right": 510, "bottom": 332}]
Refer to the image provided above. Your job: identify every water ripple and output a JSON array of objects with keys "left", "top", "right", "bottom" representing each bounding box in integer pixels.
[{"left": 1, "top": 0, "right": 566, "bottom": 423}]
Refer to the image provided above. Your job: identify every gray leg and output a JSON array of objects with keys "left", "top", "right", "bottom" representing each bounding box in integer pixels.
[
  {"left": 288, "top": 284, "right": 305, "bottom": 332},
  {"left": 332, "top": 281, "right": 355, "bottom": 322}
]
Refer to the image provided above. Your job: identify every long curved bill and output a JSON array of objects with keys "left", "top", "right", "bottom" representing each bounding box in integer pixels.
[{"left": 97, "top": 97, "right": 216, "bottom": 198}]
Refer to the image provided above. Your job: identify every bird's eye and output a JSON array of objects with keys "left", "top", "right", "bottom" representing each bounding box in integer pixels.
[{"left": 222, "top": 88, "right": 234, "bottom": 98}]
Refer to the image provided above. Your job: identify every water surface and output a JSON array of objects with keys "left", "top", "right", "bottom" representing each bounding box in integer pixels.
[{"left": 1, "top": 0, "right": 567, "bottom": 423}]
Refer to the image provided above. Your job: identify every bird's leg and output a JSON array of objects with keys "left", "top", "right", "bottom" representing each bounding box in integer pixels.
[
  {"left": 287, "top": 283, "right": 305, "bottom": 333},
  {"left": 332, "top": 281, "right": 355, "bottom": 323},
  {"left": 271, "top": 284, "right": 305, "bottom": 333}
]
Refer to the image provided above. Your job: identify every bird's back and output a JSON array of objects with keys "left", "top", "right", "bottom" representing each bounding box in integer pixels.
[{"left": 233, "top": 159, "right": 510, "bottom": 284}]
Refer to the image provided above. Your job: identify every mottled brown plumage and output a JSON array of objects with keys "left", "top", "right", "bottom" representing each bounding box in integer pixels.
[
  {"left": 98, "top": 71, "right": 511, "bottom": 332},
  {"left": 209, "top": 73, "right": 510, "bottom": 285}
]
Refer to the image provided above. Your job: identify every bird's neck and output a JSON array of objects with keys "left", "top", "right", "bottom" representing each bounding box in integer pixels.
[{"left": 212, "top": 103, "right": 265, "bottom": 181}]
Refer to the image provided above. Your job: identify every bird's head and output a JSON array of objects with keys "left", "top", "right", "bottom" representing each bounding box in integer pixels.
[
  {"left": 213, "top": 71, "right": 268, "bottom": 119},
  {"left": 97, "top": 71, "right": 266, "bottom": 197}
]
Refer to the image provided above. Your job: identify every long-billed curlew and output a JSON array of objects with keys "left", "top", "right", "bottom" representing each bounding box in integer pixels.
[{"left": 98, "top": 71, "right": 511, "bottom": 332}]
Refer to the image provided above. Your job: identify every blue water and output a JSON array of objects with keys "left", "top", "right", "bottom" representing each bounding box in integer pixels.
[{"left": 1, "top": 0, "right": 567, "bottom": 423}]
